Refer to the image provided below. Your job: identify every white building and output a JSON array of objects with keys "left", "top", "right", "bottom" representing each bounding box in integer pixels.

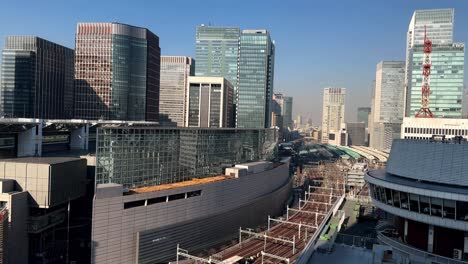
[
  {"left": 401, "top": 117, "right": 468, "bottom": 140},
  {"left": 370, "top": 61, "right": 405, "bottom": 152},
  {"left": 321, "top": 88, "right": 346, "bottom": 145}
]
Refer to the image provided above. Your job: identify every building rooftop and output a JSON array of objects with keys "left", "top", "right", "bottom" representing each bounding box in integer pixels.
[
  {"left": 130, "top": 175, "right": 232, "bottom": 194},
  {"left": 0, "top": 156, "right": 83, "bottom": 165}
]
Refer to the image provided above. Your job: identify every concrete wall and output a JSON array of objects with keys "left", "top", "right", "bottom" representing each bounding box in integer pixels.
[
  {"left": 0, "top": 159, "right": 87, "bottom": 208},
  {"left": 91, "top": 162, "right": 291, "bottom": 264}
]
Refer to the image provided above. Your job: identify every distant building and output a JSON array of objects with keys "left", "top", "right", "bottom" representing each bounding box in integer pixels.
[
  {"left": 160, "top": 56, "right": 194, "bottom": 126},
  {"left": 0, "top": 36, "right": 74, "bottom": 119},
  {"left": 370, "top": 61, "right": 405, "bottom": 152},
  {"left": 357, "top": 107, "right": 371, "bottom": 128},
  {"left": 185, "top": 76, "right": 234, "bottom": 128},
  {"left": 195, "top": 25, "right": 240, "bottom": 94},
  {"left": 237, "top": 30, "right": 275, "bottom": 128},
  {"left": 405, "top": 9, "right": 464, "bottom": 118},
  {"left": 401, "top": 117, "right": 468, "bottom": 140},
  {"left": 321, "top": 88, "right": 346, "bottom": 145},
  {"left": 74, "top": 22, "right": 161, "bottom": 121},
  {"left": 346, "top": 122, "right": 366, "bottom": 146}
]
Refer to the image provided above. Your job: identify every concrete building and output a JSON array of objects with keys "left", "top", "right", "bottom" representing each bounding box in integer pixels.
[
  {"left": 346, "top": 122, "right": 366, "bottom": 146},
  {"left": 237, "top": 30, "right": 275, "bottom": 128},
  {"left": 321, "top": 88, "right": 346, "bottom": 145},
  {"left": 405, "top": 9, "right": 465, "bottom": 119},
  {"left": 0, "top": 157, "right": 87, "bottom": 264},
  {"left": 195, "top": 25, "right": 240, "bottom": 94},
  {"left": 370, "top": 61, "right": 405, "bottom": 152},
  {"left": 91, "top": 126, "right": 291, "bottom": 263},
  {"left": 74, "top": 22, "right": 161, "bottom": 121},
  {"left": 185, "top": 76, "right": 234, "bottom": 128},
  {"left": 0, "top": 36, "right": 74, "bottom": 119},
  {"left": 401, "top": 117, "right": 468, "bottom": 140},
  {"left": 159, "top": 56, "right": 194, "bottom": 126},
  {"left": 366, "top": 139, "right": 468, "bottom": 262}
]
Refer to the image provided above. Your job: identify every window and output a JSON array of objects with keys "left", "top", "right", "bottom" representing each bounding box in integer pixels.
[
  {"left": 400, "top": 192, "right": 409, "bottom": 210},
  {"left": 431, "top": 198, "right": 442, "bottom": 217},
  {"left": 444, "top": 199, "right": 455, "bottom": 219},
  {"left": 409, "top": 194, "right": 419, "bottom": 213},
  {"left": 385, "top": 188, "right": 393, "bottom": 205},
  {"left": 124, "top": 200, "right": 145, "bottom": 209},
  {"left": 392, "top": 190, "right": 401, "bottom": 208},
  {"left": 420, "top": 196, "right": 430, "bottom": 215},
  {"left": 147, "top": 196, "right": 166, "bottom": 205},
  {"left": 456, "top": 201, "right": 468, "bottom": 221},
  {"left": 187, "top": 190, "right": 202, "bottom": 198},
  {"left": 168, "top": 193, "right": 185, "bottom": 201}
]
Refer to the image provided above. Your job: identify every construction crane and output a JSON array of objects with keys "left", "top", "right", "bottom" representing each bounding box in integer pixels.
[{"left": 415, "top": 26, "right": 435, "bottom": 118}]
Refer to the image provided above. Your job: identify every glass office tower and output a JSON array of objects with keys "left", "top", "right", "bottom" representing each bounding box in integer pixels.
[
  {"left": 160, "top": 56, "right": 194, "bottom": 126},
  {"left": 357, "top": 107, "right": 371, "bottom": 128},
  {"left": 74, "top": 22, "right": 160, "bottom": 121},
  {"left": 195, "top": 26, "right": 240, "bottom": 93},
  {"left": 407, "top": 44, "right": 464, "bottom": 118},
  {"left": 237, "top": 30, "right": 275, "bottom": 128},
  {"left": 96, "top": 127, "right": 278, "bottom": 188},
  {"left": 0, "top": 36, "right": 74, "bottom": 119}
]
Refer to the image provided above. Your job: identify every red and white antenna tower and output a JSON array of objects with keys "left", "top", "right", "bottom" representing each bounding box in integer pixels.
[{"left": 415, "top": 26, "right": 435, "bottom": 118}]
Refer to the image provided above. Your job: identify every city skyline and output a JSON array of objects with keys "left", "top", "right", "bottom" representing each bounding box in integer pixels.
[{"left": 1, "top": 1, "right": 467, "bottom": 123}]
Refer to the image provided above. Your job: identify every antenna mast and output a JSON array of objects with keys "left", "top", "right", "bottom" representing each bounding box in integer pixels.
[{"left": 415, "top": 25, "right": 435, "bottom": 118}]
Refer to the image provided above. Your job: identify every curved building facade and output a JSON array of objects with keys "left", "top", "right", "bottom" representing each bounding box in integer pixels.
[{"left": 366, "top": 139, "right": 468, "bottom": 260}]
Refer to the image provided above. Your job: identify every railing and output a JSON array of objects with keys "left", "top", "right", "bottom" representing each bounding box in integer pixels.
[
  {"left": 377, "top": 231, "right": 468, "bottom": 264},
  {"left": 334, "top": 233, "right": 377, "bottom": 250}
]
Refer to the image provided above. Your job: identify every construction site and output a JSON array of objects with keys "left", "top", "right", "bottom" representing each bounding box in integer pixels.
[{"left": 175, "top": 157, "right": 351, "bottom": 264}]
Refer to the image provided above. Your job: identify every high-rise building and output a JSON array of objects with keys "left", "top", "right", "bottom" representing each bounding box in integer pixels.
[
  {"left": 195, "top": 25, "right": 240, "bottom": 93},
  {"left": 405, "top": 9, "right": 465, "bottom": 118},
  {"left": 0, "top": 36, "right": 74, "bottom": 119},
  {"left": 370, "top": 61, "right": 405, "bottom": 152},
  {"left": 74, "top": 22, "right": 160, "bottom": 121},
  {"left": 272, "top": 93, "right": 293, "bottom": 130},
  {"left": 237, "top": 30, "right": 275, "bottom": 128},
  {"left": 321, "top": 88, "right": 346, "bottom": 144},
  {"left": 357, "top": 107, "right": 371, "bottom": 128},
  {"left": 407, "top": 44, "right": 465, "bottom": 118},
  {"left": 185, "top": 76, "right": 233, "bottom": 128},
  {"left": 160, "top": 56, "right": 194, "bottom": 126},
  {"left": 346, "top": 122, "right": 366, "bottom": 146}
]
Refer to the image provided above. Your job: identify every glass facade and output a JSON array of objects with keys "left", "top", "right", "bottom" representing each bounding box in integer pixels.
[
  {"left": 0, "top": 36, "right": 74, "bottom": 119},
  {"left": 195, "top": 26, "right": 240, "bottom": 93},
  {"left": 159, "top": 56, "right": 194, "bottom": 126},
  {"left": 96, "top": 127, "right": 278, "bottom": 188},
  {"left": 375, "top": 61, "right": 405, "bottom": 123},
  {"left": 237, "top": 30, "right": 275, "bottom": 128},
  {"left": 357, "top": 107, "right": 371, "bottom": 128},
  {"left": 369, "top": 183, "right": 468, "bottom": 222},
  {"left": 407, "top": 44, "right": 464, "bottom": 118},
  {"left": 74, "top": 23, "right": 160, "bottom": 121}
]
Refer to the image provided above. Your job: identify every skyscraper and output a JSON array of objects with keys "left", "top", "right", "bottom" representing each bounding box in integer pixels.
[
  {"left": 195, "top": 25, "right": 240, "bottom": 93},
  {"left": 237, "top": 30, "right": 275, "bottom": 128},
  {"left": 370, "top": 61, "right": 405, "bottom": 152},
  {"left": 272, "top": 93, "right": 293, "bottom": 130},
  {"left": 405, "top": 9, "right": 464, "bottom": 118},
  {"left": 0, "top": 36, "right": 74, "bottom": 119},
  {"left": 185, "top": 76, "right": 233, "bottom": 128},
  {"left": 160, "top": 56, "right": 194, "bottom": 126},
  {"left": 357, "top": 107, "right": 371, "bottom": 128},
  {"left": 321, "top": 88, "right": 346, "bottom": 144},
  {"left": 74, "top": 22, "right": 160, "bottom": 121}
]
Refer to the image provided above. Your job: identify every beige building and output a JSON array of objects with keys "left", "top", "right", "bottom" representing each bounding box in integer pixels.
[
  {"left": 185, "top": 76, "right": 234, "bottom": 128},
  {"left": 160, "top": 56, "right": 194, "bottom": 126},
  {"left": 321, "top": 88, "right": 346, "bottom": 144}
]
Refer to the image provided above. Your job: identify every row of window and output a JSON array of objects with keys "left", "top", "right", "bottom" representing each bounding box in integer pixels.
[
  {"left": 404, "top": 126, "right": 468, "bottom": 136},
  {"left": 369, "top": 183, "right": 468, "bottom": 221},
  {"left": 123, "top": 190, "right": 202, "bottom": 209}
]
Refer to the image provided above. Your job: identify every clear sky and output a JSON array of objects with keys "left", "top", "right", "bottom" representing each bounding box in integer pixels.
[{"left": 1, "top": 0, "right": 467, "bottom": 124}]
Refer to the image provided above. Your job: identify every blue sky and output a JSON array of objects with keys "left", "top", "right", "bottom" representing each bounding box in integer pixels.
[{"left": 1, "top": 0, "right": 467, "bottom": 123}]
